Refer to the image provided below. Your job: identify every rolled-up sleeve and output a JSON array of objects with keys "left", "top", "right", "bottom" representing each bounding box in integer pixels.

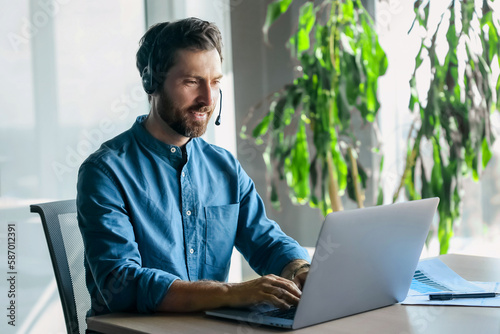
[
  {"left": 77, "top": 161, "right": 179, "bottom": 314},
  {"left": 234, "top": 163, "right": 310, "bottom": 276}
]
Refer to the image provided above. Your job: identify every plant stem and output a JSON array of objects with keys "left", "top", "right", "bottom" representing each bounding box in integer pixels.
[
  {"left": 393, "top": 121, "right": 421, "bottom": 202},
  {"left": 327, "top": 150, "right": 343, "bottom": 211},
  {"left": 329, "top": 0, "right": 340, "bottom": 71},
  {"left": 348, "top": 147, "right": 364, "bottom": 208},
  {"left": 326, "top": 0, "right": 343, "bottom": 213}
]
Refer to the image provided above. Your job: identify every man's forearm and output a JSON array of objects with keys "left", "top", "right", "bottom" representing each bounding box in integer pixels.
[
  {"left": 157, "top": 274, "right": 302, "bottom": 312},
  {"left": 157, "top": 280, "right": 231, "bottom": 312}
]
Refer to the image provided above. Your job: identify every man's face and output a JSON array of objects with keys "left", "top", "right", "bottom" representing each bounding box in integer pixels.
[{"left": 156, "top": 48, "right": 222, "bottom": 138}]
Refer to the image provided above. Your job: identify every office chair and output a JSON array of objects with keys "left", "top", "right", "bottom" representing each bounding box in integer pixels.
[{"left": 31, "top": 199, "right": 91, "bottom": 334}]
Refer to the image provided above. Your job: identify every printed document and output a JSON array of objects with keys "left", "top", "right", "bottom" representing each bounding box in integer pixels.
[{"left": 402, "top": 258, "right": 500, "bottom": 307}]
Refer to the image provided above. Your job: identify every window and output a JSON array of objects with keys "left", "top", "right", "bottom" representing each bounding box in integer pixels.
[
  {"left": 0, "top": 1, "right": 145, "bottom": 332},
  {"left": 0, "top": 2, "right": 239, "bottom": 332},
  {"left": 376, "top": 0, "right": 500, "bottom": 257}
]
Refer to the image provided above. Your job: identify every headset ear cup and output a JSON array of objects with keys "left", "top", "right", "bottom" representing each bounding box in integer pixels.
[
  {"left": 142, "top": 66, "right": 155, "bottom": 94},
  {"left": 142, "top": 22, "right": 169, "bottom": 95}
]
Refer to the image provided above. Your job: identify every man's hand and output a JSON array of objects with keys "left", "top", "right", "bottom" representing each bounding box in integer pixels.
[
  {"left": 157, "top": 274, "right": 302, "bottom": 312},
  {"left": 291, "top": 265, "right": 310, "bottom": 291},
  {"left": 227, "top": 274, "right": 301, "bottom": 309},
  {"left": 280, "top": 259, "right": 310, "bottom": 290}
]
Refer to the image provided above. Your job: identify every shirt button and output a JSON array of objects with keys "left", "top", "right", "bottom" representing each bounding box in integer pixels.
[
  {"left": 186, "top": 210, "right": 192, "bottom": 216},
  {"left": 170, "top": 147, "right": 176, "bottom": 153},
  {"left": 189, "top": 248, "right": 194, "bottom": 254},
  {"left": 182, "top": 172, "right": 185, "bottom": 177}
]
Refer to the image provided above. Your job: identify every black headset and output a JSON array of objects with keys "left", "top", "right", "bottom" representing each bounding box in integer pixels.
[
  {"left": 141, "top": 22, "right": 223, "bottom": 126},
  {"left": 215, "top": 89, "right": 222, "bottom": 126},
  {"left": 141, "top": 23, "right": 164, "bottom": 95}
]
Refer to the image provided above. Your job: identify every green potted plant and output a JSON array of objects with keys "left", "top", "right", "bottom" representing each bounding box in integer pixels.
[
  {"left": 392, "top": 0, "right": 500, "bottom": 254},
  {"left": 241, "top": 0, "right": 388, "bottom": 216},
  {"left": 244, "top": 0, "right": 500, "bottom": 255}
]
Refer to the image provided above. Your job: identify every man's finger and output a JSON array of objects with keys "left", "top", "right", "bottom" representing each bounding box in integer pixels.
[
  {"left": 267, "top": 276, "right": 302, "bottom": 297},
  {"left": 267, "top": 294, "right": 295, "bottom": 309},
  {"left": 293, "top": 271, "right": 308, "bottom": 290},
  {"left": 269, "top": 287, "right": 300, "bottom": 304}
]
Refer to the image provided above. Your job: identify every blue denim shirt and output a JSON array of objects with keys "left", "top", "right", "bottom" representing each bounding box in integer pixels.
[{"left": 77, "top": 115, "right": 309, "bottom": 315}]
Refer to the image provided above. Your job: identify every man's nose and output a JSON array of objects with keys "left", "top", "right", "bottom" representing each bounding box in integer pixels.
[{"left": 197, "top": 82, "right": 216, "bottom": 107}]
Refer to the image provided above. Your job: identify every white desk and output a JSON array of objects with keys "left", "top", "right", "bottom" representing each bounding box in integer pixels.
[{"left": 87, "top": 254, "right": 500, "bottom": 333}]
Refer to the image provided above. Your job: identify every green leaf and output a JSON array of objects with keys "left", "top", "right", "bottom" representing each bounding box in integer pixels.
[
  {"left": 376, "top": 154, "right": 384, "bottom": 206},
  {"left": 438, "top": 215, "right": 453, "bottom": 254},
  {"left": 481, "top": 12, "right": 499, "bottom": 61},
  {"left": 377, "top": 44, "right": 389, "bottom": 76},
  {"left": 452, "top": 185, "right": 460, "bottom": 220},
  {"left": 272, "top": 97, "right": 289, "bottom": 131},
  {"left": 358, "top": 163, "right": 368, "bottom": 188},
  {"left": 366, "top": 82, "right": 376, "bottom": 113},
  {"left": 239, "top": 125, "right": 248, "bottom": 139},
  {"left": 482, "top": 138, "right": 492, "bottom": 169},
  {"left": 415, "top": 46, "right": 425, "bottom": 69},
  {"left": 289, "top": 2, "right": 315, "bottom": 55},
  {"left": 445, "top": 8, "right": 458, "bottom": 51},
  {"left": 252, "top": 112, "right": 273, "bottom": 138},
  {"left": 430, "top": 138, "right": 443, "bottom": 196},
  {"left": 330, "top": 129, "right": 348, "bottom": 192},
  {"left": 471, "top": 154, "right": 479, "bottom": 181},
  {"left": 342, "top": 0, "right": 354, "bottom": 21},
  {"left": 488, "top": 22, "right": 499, "bottom": 61},
  {"left": 270, "top": 181, "right": 281, "bottom": 211},
  {"left": 309, "top": 154, "right": 319, "bottom": 198},
  {"left": 421, "top": 160, "right": 432, "bottom": 199},
  {"left": 341, "top": 52, "right": 360, "bottom": 106},
  {"left": 319, "top": 161, "right": 330, "bottom": 216},
  {"left": 421, "top": 2, "right": 430, "bottom": 28},
  {"left": 263, "top": 0, "right": 294, "bottom": 43},
  {"left": 285, "top": 121, "right": 310, "bottom": 203},
  {"left": 299, "top": 2, "right": 315, "bottom": 51},
  {"left": 461, "top": 1, "right": 474, "bottom": 33},
  {"left": 409, "top": 77, "right": 420, "bottom": 111},
  {"left": 376, "top": 186, "right": 384, "bottom": 206}
]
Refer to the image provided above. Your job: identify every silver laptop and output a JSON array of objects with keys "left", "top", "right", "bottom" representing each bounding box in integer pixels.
[{"left": 205, "top": 198, "right": 439, "bottom": 329}]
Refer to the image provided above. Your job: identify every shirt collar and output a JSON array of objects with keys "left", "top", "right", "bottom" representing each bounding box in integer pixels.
[{"left": 132, "top": 115, "right": 194, "bottom": 167}]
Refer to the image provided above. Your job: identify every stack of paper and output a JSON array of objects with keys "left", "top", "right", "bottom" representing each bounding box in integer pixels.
[{"left": 402, "top": 258, "right": 500, "bottom": 307}]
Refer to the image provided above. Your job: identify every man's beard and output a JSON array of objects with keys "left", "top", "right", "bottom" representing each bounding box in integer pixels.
[{"left": 158, "top": 90, "right": 214, "bottom": 138}]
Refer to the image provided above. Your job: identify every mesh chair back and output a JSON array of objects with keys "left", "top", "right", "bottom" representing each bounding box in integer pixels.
[{"left": 31, "top": 200, "right": 90, "bottom": 334}]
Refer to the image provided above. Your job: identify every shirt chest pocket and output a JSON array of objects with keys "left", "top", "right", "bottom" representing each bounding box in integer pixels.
[{"left": 205, "top": 203, "right": 239, "bottom": 269}]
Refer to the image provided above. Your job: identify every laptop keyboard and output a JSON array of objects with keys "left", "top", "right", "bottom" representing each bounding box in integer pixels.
[{"left": 260, "top": 307, "right": 297, "bottom": 320}]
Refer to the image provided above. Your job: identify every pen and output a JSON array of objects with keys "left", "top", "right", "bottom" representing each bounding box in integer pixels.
[{"left": 429, "top": 292, "right": 498, "bottom": 301}]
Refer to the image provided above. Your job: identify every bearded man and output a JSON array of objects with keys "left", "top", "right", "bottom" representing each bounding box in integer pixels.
[{"left": 77, "top": 17, "right": 310, "bottom": 317}]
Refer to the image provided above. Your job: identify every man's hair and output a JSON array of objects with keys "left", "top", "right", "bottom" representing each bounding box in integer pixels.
[{"left": 136, "top": 17, "right": 223, "bottom": 94}]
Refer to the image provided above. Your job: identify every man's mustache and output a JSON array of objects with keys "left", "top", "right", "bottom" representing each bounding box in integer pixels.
[{"left": 188, "top": 104, "right": 213, "bottom": 113}]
